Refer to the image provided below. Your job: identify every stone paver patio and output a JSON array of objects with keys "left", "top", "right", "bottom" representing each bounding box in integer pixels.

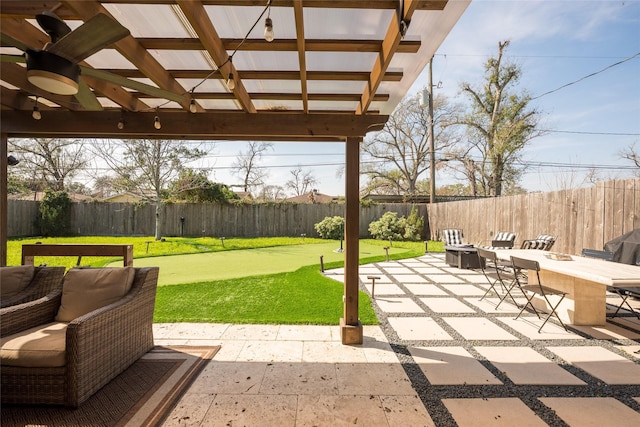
[{"left": 156, "top": 253, "right": 640, "bottom": 426}]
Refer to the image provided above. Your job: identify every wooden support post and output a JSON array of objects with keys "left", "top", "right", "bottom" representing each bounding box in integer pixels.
[
  {"left": 341, "top": 136, "right": 363, "bottom": 344},
  {"left": 1, "top": 133, "right": 7, "bottom": 266}
]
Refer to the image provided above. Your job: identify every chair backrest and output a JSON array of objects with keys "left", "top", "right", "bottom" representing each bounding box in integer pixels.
[
  {"left": 511, "top": 255, "right": 541, "bottom": 285},
  {"left": 476, "top": 247, "right": 497, "bottom": 263},
  {"left": 494, "top": 231, "right": 516, "bottom": 243},
  {"left": 581, "top": 248, "right": 614, "bottom": 261},
  {"left": 443, "top": 229, "right": 464, "bottom": 246},
  {"left": 521, "top": 234, "right": 556, "bottom": 251}
]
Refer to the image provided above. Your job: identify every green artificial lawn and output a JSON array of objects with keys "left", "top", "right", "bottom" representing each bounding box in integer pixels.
[
  {"left": 123, "top": 241, "right": 410, "bottom": 286},
  {"left": 153, "top": 265, "right": 378, "bottom": 325},
  {"left": 8, "top": 236, "right": 436, "bottom": 325}
]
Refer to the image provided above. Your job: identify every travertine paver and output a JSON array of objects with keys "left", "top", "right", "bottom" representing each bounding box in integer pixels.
[
  {"left": 379, "top": 395, "right": 436, "bottom": 427},
  {"left": 442, "top": 398, "right": 547, "bottom": 427},
  {"left": 411, "top": 266, "right": 448, "bottom": 274},
  {"left": 359, "top": 274, "right": 394, "bottom": 284},
  {"left": 456, "top": 274, "right": 489, "bottom": 284},
  {"left": 475, "top": 347, "right": 586, "bottom": 385},
  {"left": 547, "top": 346, "right": 640, "bottom": 384},
  {"left": 387, "top": 317, "right": 453, "bottom": 341},
  {"left": 259, "top": 362, "right": 339, "bottom": 395},
  {"left": 463, "top": 297, "right": 524, "bottom": 314},
  {"left": 374, "top": 297, "right": 425, "bottom": 313},
  {"left": 442, "top": 317, "right": 519, "bottom": 340},
  {"left": 497, "top": 317, "right": 584, "bottom": 340},
  {"left": 236, "top": 340, "right": 303, "bottom": 362},
  {"left": 539, "top": 397, "right": 640, "bottom": 426},
  {"left": 277, "top": 325, "right": 333, "bottom": 341},
  {"left": 302, "top": 341, "right": 368, "bottom": 363},
  {"left": 380, "top": 267, "right": 415, "bottom": 275},
  {"left": 424, "top": 274, "right": 467, "bottom": 284},
  {"left": 404, "top": 284, "right": 449, "bottom": 296},
  {"left": 295, "top": 395, "right": 391, "bottom": 427},
  {"left": 204, "top": 394, "right": 297, "bottom": 427},
  {"left": 409, "top": 346, "right": 502, "bottom": 385},
  {"left": 441, "top": 284, "right": 487, "bottom": 296},
  {"left": 571, "top": 323, "right": 640, "bottom": 340},
  {"left": 188, "top": 361, "right": 267, "bottom": 394},
  {"left": 364, "top": 283, "right": 405, "bottom": 296},
  {"left": 392, "top": 274, "right": 430, "bottom": 284},
  {"left": 335, "top": 363, "right": 415, "bottom": 395},
  {"left": 419, "top": 297, "right": 477, "bottom": 313},
  {"left": 221, "top": 324, "right": 280, "bottom": 340}
]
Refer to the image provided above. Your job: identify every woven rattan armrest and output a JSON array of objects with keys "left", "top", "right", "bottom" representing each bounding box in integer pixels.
[
  {"left": 64, "top": 267, "right": 159, "bottom": 406},
  {"left": 1, "top": 267, "right": 65, "bottom": 309},
  {"left": 0, "top": 290, "right": 62, "bottom": 337}
]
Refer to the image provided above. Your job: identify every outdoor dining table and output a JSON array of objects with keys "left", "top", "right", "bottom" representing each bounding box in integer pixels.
[{"left": 494, "top": 249, "right": 640, "bottom": 326}]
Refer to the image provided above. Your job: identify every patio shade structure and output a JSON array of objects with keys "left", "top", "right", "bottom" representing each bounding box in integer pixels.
[{"left": 0, "top": 0, "right": 470, "bottom": 344}]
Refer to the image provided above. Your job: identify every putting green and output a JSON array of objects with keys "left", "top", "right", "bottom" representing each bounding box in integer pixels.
[{"left": 116, "top": 241, "right": 408, "bottom": 286}]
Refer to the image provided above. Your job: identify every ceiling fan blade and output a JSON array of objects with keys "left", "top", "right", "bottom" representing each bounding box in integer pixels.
[
  {"left": 80, "top": 66, "right": 187, "bottom": 104},
  {"left": 0, "top": 53, "right": 26, "bottom": 64},
  {"left": 47, "top": 13, "right": 130, "bottom": 63},
  {"left": 1, "top": 33, "right": 29, "bottom": 52},
  {"left": 75, "top": 79, "right": 103, "bottom": 111}
]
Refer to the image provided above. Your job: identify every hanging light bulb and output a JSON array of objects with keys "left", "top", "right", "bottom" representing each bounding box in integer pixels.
[
  {"left": 117, "top": 110, "right": 125, "bottom": 129},
  {"left": 264, "top": 17, "right": 274, "bottom": 42},
  {"left": 32, "top": 96, "right": 42, "bottom": 120},
  {"left": 227, "top": 71, "right": 236, "bottom": 90},
  {"left": 154, "top": 111, "right": 162, "bottom": 130},
  {"left": 189, "top": 97, "right": 197, "bottom": 113}
]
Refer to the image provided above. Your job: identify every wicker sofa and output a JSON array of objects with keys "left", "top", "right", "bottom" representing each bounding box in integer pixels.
[
  {"left": 0, "top": 266, "right": 66, "bottom": 308},
  {"left": 0, "top": 267, "right": 159, "bottom": 407}
]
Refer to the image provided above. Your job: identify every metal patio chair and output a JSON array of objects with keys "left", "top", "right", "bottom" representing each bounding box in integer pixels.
[{"left": 511, "top": 256, "right": 568, "bottom": 333}]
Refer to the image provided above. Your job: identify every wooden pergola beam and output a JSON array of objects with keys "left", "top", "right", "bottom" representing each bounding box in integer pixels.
[{"left": 0, "top": 111, "right": 387, "bottom": 141}]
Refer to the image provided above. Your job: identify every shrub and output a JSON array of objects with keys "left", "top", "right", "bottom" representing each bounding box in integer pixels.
[
  {"left": 368, "top": 207, "right": 425, "bottom": 242},
  {"left": 314, "top": 216, "right": 344, "bottom": 239},
  {"left": 404, "top": 205, "right": 425, "bottom": 241},
  {"left": 368, "top": 211, "right": 406, "bottom": 241},
  {"left": 39, "top": 190, "right": 72, "bottom": 236}
]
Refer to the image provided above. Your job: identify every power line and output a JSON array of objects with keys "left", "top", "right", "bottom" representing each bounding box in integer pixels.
[{"left": 532, "top": 52, "right": 640, "bottom": 100}]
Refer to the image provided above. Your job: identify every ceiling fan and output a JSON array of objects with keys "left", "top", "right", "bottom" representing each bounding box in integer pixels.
[{"left": 1, "top": 10, "right": 186, "bottom": 105}]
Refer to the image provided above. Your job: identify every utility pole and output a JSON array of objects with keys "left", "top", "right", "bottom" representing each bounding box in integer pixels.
[{"left": 428, "top": 57, "right": 436, "bottom": 204}]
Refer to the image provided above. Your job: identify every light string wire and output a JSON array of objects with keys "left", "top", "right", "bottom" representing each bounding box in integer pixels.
[{"left": 145, "top": 0, "right": 272, "bottom": 112}]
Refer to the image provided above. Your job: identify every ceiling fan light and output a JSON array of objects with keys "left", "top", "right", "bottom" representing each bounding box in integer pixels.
[{"left": 26, "top": 50, "right": 79, "bottom": 95}]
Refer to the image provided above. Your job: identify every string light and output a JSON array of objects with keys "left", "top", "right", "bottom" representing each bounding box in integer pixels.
[
  {"left": 154, "top": 108, "right": 161, "bottom": 129},
  {"left": 117, "top": 110, "right": 125, "bottom": 129},
  {"left": 264, "top": 4, "right": 274, "bottom": 43},
  {"left": 189, "top": 97, "right": 197, "bottom": 113},
  {"left": 32, "top": 96, "right": 42, "bottom": 120},
  {"left": 226, "top": 57, "right": 236, "bottom": 90}
]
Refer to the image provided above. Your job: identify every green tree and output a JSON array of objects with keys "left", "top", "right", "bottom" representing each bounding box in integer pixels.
[
  {"left": 362, "top": 91, "right": 460, "bottom": 196},
  {"left": 8, "top": 138, "right": 87, "bottom": 192},
  {"left": 451, "top": 40, "right": 544, "bottom": 196},
  {"left": 39, "top": 190, "right": 72, "bottom": 236},
  {"left": 92, "top": 139, "right": 211, "bottom": 240},
  {"left": 169, "top": 169, "right": 238, "bottom": 203}
]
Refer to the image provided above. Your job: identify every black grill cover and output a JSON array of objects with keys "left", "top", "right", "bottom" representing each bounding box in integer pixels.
[{"left": 604, "top": 228, "right": 640, "bottom": 266}]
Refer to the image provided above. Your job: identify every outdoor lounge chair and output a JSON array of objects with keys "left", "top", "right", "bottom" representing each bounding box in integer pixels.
[
  {"left": 1, "top": 266, "right": 65, "bottom": 308},
  {"left": 520, "top": 234, "right": 556, "bottom": 251},
  {"left": 480, "top": 231, "right": 517, "bottom": 250},
  {"left": 511, "top": 256, "right": 568, "bottom": 333},
  {"left": 442, "top": 229, "right": 471, "bottom": 247},
  {"left": 581, "top": 248, "right": 614, "bottom": 261},
  {"left": 0, "top": 267, "right": 159, "bottom": 407}
]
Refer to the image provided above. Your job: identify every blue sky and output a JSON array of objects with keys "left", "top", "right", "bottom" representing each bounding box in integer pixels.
[{"left": 204, "top": 0, "right": 640, "bottom": 196}]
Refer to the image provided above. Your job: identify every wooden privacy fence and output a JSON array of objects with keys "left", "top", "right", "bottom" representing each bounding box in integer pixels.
[
  {"left": 427, "top": 178, "right": 640, "bottom": 256},
  {"left": 7, "top": 201, "right": 426, "bottom": 239}
]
